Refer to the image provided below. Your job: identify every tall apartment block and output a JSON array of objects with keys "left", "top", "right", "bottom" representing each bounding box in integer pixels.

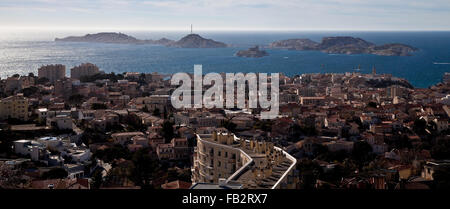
[
  {"left": 38, "top": 64, "right": 66, "bottom": 83},
  {"left": 71, "top": 63, "right": 100, "bottom": 80},
  {"left": 191, "top": 131, "right": 298, "bottom": 189}
]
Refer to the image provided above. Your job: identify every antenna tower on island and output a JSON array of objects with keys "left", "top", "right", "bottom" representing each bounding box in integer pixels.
[{"left": 190, "top": 24, "right": 193, "bottom": 34}]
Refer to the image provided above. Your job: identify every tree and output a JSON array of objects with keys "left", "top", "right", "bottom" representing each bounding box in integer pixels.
[
  {"left": 352, "top": 141, "right": 373, "bottom": 167},
  {"left": 41, "top": 168, "right": 68, "bottom": 179},
  {"left": 91, "top": 103, "right": 108, "bottom": 110},
  {"left": 319, "top": 164, "right": 348, "bottom": 184},
  {"left": 161, "top": 121, "right": 174, "bottom": 143},
  {"left": 176, "top": 169, "right": 192, "bottom": 182},
  {"left": 68, "top": 94, "right": 84, "bottom": 106},
  {"left": 296, "top": 159, "right": 322, "bottom": 189},
  {"left": 81, "top": 128, "right": 109, "bottom": 145},
  {"left": 21, "top": 86, "right": 39, "bottom": 97},
  {"left": 431, "top": 138, "right": 450, "bottom": 160},
  {"left": 163, "top": 107, "right": 168, "bottom": 119},
  {"left": 290, "top": 123, "right": 303, "bottom": 140},
  {"left": 394, "top": 135, "right": 412, "bottom": 149},
  {"left": 90, "top": 168, "right": 104, "bottom": 189},
  {"left": 142, "top": 105, "right": 149, "bottom": 113},
  {"left": 153, "top": 108, "right": 160, "bottom": 117},
  {"left": 413, "top": 118, "right": 427, "bottom": 134},
  {"left": 254, "top": 120, "right": 272, "bottom": 132},
  {"left": 93, "top": 144, "right": 131, "bottom": 163},
  {"left": 432, "top": 165, "right": 450, "bottom": 189},
  {"left": 353, "top": 141, "right": 372, "bottom": 157},
  {"left": 367, "top": 101, "right": 377, "bottom": 109},
  {"left": 36, "top": 77, "right": 49, "bottom": 85},
  {"left": 0, "top": 163, "right": 28, "bottom": 189},
  {"left": 221, "top": 120, "right": 237, "bottom": 133},
  {"left": 129, "top": 148, "right": 159, "bottom": 188}
]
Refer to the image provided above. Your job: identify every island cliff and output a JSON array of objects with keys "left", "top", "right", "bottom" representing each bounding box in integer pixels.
[
  {"left": 55, "top": 32, "right": 175, "bottom": 45},
  {"left": 235, "top": 46, "right": 268, "bottom": 58},
  {"left": 168, "top": 34, "right": 227, "bottom": 48},
  {"left": 270, "top": 36, "right": 417, "bottom": 56},
  {"left": 268, "top": 39, "right": 319, "bottom": 50},
  {"left": 55, "top": 32, "right": 227, "bottom": 48}
]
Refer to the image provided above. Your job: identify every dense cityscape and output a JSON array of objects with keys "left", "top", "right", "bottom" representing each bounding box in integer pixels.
[{"left": 0, "top": 63, "right": 449, "bottom": 189}]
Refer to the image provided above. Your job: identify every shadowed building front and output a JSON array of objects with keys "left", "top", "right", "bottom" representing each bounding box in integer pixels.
[{"left": 191, "top": 131, "right": 298, "bottom": 189}]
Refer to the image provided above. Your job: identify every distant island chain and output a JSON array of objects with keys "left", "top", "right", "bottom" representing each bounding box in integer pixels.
[{"left": 55, "top": 32, "right": 418, "bottom": 57}]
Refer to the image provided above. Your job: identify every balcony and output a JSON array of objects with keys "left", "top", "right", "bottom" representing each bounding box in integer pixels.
[
  {"left": 198, "top": 160, "right": 213, "bottom": 170},
  {"left": 199, "top": 169, "right": 214, "bottom": 181}
]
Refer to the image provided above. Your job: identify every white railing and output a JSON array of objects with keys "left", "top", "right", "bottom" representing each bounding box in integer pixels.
[{"left": 271, "top": 146, "right": 297, "bottom": 189}]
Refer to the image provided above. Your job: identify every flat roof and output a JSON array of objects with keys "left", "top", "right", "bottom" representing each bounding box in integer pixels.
[{"left": 39, "top": 137, "right": 59, "bottom": 141}]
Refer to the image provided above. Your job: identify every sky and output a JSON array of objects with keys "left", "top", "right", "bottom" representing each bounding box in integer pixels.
[{"left": 0, "top": 0, "right": 450, "bottom": 31}]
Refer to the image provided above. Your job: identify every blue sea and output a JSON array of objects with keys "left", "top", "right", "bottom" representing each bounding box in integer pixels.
[{"left": 0, "top": 30, "right": 449, "bottom": 88}]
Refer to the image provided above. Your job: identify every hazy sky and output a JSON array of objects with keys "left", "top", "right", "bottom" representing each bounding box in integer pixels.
[{"left": 1, "top": 0, "right": 450, "bottom": 31}]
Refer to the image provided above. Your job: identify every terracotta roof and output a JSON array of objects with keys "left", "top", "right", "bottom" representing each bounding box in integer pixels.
[
  {"left": 161, "top": 180, "right": 192, "bottom": 189},
  {"left": 30, "top": 178, "right": 89, "bottom": 189}
]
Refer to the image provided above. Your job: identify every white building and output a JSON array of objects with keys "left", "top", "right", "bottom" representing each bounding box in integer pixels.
[
  {"left": 36, "top": 108, "right": 48, "bottom": 123},
  {"left": 37, "top": 137, "right": 63, "bottom": 151},
  {"left": 111, "top": 132, "right": 145, "bottom": 145},
  {"left": 13, "top": 140, "right": 46, "bottom": 161},
  {"left": 51, "top": 115, "right": 73, "bottom": 130},
  {"left": 323, "top": 140, "right": 354, "bottom": 153},
  {"left": 191, "top": 131, "right": 298, "bottom": 189}
]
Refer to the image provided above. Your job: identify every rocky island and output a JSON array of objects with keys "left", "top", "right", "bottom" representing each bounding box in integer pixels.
[
  {"left": 55, "top": 32, "right": 227, "bottom": 48},
  {"left": 270, "top": 36, "right": 418, "bottom": 56},
  {"left": 55, "top": 32, "right": 175, "bottom": 45},
  {"left": 268, "top": 39, "right": 319, "bottom": 50},
  {"left": 168, "top": 34, "right": 227, "bottom": 48},
  {"left": 235, "top": 46, "right": 268, "bottom": 58}
]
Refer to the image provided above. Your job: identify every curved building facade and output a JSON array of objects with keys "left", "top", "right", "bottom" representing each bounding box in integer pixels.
[{"left": 191, "top": 131, "right": 298, "bottom": 189}]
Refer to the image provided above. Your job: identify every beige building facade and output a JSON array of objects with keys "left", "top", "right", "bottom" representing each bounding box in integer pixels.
[
  {"left": 0, "top": 94, "right": 29, "bottom": 121},
  {"left": 192, "top": 131, "right": 298, "bottom": 189}
]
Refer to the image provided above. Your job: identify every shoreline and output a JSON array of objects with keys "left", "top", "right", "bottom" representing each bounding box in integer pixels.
[{"left": 1, "top": 31, "right": 449, "bottom": 88}]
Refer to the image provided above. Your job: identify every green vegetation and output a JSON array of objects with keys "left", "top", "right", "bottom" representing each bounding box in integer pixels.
[
  {"left": 41, "top": 168, "right": 68, "bottom": 179},
  {"left": 161, "top": 120, "right": 174, "bottom": 143},
  {"left": 91, "top": 103, "right": 108, "bottom": 110},
  {"left": 80, "top": 72, "right": 124, "bottom": 83}
]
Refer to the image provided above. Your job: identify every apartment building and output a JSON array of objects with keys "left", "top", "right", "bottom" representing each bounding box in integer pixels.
[
  {"left": 111, "top": 132, "right": 145, "bottom": 145},
  {"left": 0, "top": 94, "right": 29, "bottom": 121},
  {"left": 156, "top": 138, "right": 191, "bottom": 160},
  {"left": 191, "top": 131, "right": 298, "bottom": 189},
  {"left": 38, "top": 64, "right": 66, "bottom": 83},
  {"left": 70, "top": 63, "right": 100, "bottom": 79}
]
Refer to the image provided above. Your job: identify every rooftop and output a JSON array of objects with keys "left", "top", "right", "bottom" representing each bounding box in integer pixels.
[{"left": 194, "top": 133, "right": 296, "bottom": 189}]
